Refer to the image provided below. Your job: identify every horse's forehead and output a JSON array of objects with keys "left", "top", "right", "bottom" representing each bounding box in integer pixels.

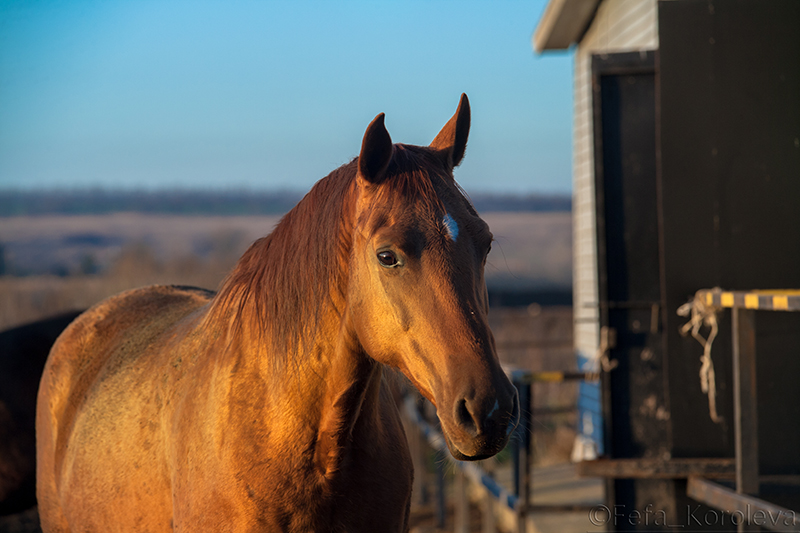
[
  {"left": 359, "top": 173, "right": 479, "bottom": 242},
  {"left": 371, "top": 200, "right": 482, "bottom": 249},
  {"left": 442, "top": 212, "right": 459, "bottom": 242}
]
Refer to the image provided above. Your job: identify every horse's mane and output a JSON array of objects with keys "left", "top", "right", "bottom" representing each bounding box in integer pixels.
[{"left": 207, "top": 144, "right": 451, "bottom": 367}]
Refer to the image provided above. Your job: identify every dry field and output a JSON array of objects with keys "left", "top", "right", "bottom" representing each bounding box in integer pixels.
[
  {"left": 481, "top": 212, "right": 572, "bottom": 290},
  {"left": 0, "top": 214, "right": 276, "bottom": 329},
  {"left": 0, "top": 212, "right": 571, "bottom": 330}
]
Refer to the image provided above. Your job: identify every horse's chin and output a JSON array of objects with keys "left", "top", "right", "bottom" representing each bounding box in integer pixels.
[
  {"left": 447, "top": 445, "right": 494, "bottom": 462},
  {"left": 441, "top": 427, "right": 508, "bottom": 462}
]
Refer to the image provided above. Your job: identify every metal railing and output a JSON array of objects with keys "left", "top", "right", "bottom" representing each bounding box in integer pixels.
[{"left": 683, "top": 288, "right": 800, "bottom": 533}]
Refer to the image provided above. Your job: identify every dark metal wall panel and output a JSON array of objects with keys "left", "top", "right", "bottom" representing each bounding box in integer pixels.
[{"left": 658, "top": 0, "right": 800, "bottom": 466}]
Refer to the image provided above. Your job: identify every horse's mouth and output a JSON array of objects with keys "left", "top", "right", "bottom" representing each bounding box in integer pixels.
[
  {"left": 447, "top": 443, "right": 497, "bottom": 462},
  {"left": 440, "top": 422, "right": 515, "bottom": 462}
]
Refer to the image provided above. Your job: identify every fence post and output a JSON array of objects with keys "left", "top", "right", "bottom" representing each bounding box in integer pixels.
[
  {"left": 513, "top": 375, "right": 532, "bottom": 533},
  {"left": 454, "top": 468, "right": 469, "bottom": 533},
  {"left": 406, "top": 416, "right": 429, "bottom": 506},
  {"left": 482, "top": 459, "right": 497, "bottom": 533},
  {"left": 435, "top": 449, "right": 447, "bottom": 528}
]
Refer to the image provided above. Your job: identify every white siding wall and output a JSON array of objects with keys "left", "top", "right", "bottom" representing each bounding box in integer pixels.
[{"left": 572, "top": 0, "right": 658, "bottom": 366}]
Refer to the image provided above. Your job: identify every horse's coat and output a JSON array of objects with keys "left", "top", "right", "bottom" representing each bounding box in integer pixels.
[{"left": 36, "top": 95, "right": 519, "bottom": 532}]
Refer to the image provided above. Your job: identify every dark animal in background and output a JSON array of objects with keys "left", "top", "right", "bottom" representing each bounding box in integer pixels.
[
  {"left": 36, "top": 95, "right": 519, "bottom": 532},
  {"left": 0, "top": 311, "right": 81, "bottom": 517}
]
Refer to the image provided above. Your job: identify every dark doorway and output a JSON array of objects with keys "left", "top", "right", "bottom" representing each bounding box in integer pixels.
[{"left": 592, "top": 51, "right": 673, "bottom": 527}]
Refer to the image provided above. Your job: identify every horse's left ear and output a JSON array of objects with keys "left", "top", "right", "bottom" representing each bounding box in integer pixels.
[
  {"left": 358, "top": 113, "right": 393, "bottom": 184},
  {"left": 430, "top": 93, "right": 470, "bottom": 168}
]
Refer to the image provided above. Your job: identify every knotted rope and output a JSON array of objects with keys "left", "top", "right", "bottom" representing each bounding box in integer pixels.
[
  {"left": 586, "top": 326, "right": 618, "bottom": 382},
  {"left": 677, "top": 289, "right": 723, "bottom": 424}
]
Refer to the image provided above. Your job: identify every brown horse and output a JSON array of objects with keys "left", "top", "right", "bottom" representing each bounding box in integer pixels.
[{"left": 36, "top": 94, "right": 519, "bottom": 532}]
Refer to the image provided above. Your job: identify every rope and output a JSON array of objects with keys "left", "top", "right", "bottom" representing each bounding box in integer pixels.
[
  {"left": 586, "top": 326, "right": 618, "bottom": 381},
  {"left": 677, "top": 289, "right": 723, "bottom": 424},
  {"left": 597, "top": 326, "right": 619, "bottom": 373}
]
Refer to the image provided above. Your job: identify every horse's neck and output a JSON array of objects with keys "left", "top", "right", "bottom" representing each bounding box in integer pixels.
[
  {"left": 202, "top": 175, "right": 377, "bottom": 476},
  {"left": 308, "top": 325, "right": 383, "bottom": 478},
  {"left": 214, "top": 304, "right": 382, "bottom": 479}
]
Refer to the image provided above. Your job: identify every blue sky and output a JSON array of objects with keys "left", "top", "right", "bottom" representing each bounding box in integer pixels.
[{"left": 0, "top": 0, "right": 572, "bottom": 194}]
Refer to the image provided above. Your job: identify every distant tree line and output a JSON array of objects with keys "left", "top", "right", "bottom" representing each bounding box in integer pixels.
[
  {"left": 0, "top": 190, "right": 302, "bottom": 216},
  {"left": 0, "top": 189, "right": 571, "bottom": 216},
  {"left": 470, "top": 193, "right": 571, "bottom": 213}
]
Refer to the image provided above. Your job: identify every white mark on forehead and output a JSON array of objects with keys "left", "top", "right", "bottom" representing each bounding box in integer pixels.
[{"left": 443, "top": 213, "right": 459, "bottom": 242}]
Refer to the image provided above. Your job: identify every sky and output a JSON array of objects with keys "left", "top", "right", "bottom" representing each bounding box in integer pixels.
[{"left": 0, "top": 0, "right": 573, "bottom": 194}]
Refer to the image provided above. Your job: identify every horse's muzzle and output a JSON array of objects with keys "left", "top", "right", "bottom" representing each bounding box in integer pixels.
[{"left": 442, "top": 384, "right": 520, "bottom": 461}]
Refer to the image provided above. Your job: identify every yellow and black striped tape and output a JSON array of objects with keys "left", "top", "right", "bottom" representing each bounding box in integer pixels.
[
  {"left": 701, "top": 290, "right": 800, "bottom": 311},
  {"left": 529, "top": 371, "right": 594, "bottom": 383}
]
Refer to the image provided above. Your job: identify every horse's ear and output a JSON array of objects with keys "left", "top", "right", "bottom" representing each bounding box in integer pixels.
[
  {"left": 358, "top": 113, "right": 393, "bottom": 184},
  {"left": 430, "top": 93, "right": 470, "bottom": 168}
]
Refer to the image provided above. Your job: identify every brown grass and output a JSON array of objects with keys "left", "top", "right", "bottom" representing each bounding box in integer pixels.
[
  {"left": 482, "top": 212, "right": 572, "bottom": 288},
  {"left": 0, "top": 212, "right": 571, "bottom": 330},
  {"left": 0, "top": 214, "right": 280, "bottom": 330}
]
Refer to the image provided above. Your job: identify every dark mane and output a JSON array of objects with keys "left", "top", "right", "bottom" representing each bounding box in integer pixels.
[{"left": 207, "top": 145, "right": 453, "bottom": 365}]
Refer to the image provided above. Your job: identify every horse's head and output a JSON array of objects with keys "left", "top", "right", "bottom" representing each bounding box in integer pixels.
[{"left": 348, "top": 94, "right": 519, "bottom": 460}]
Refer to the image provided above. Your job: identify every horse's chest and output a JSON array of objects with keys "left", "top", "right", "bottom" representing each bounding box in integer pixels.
[
  {"left": 256, "top": 415, "right": 413, "bottom": 531},
  {"left": 325, "top": 414, "right": 413, "bottom": 530},
  {"left": 333, "top": 478, "right": 412, "bottom": 531},
  {"left": 174, "top": 372, "right": 413, "bottom": 531}
]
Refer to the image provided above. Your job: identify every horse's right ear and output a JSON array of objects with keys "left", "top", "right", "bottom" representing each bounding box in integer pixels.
[
  {"left": 358, "top": 113, "right": 393, "bottom": 184},
  {"left": 430, "top": 93, "right": 470, "bottom": 168}
]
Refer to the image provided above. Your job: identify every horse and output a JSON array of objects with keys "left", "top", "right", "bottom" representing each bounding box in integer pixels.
[
  {"left": 36, "top": 94, "right": 520, "bottom": 532},
  {"left": 0, "top": 310, "right": 82, "bottom": 518}
]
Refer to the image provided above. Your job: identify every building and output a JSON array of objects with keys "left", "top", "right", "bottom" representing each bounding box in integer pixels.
[{"left": 535, "top": 0, "right": 800, "bottom": 529}]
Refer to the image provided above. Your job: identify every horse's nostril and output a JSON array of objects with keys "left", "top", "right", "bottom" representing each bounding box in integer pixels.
[{"left": 455, "top": 399, "right": 478, "bottom": 438}]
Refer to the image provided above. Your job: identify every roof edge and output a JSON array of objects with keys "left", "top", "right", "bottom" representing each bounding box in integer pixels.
[{"left": 533, "top": 0, "right": 603, "bottom": 53}]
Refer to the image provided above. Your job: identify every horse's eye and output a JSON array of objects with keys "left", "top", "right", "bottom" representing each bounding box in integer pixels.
[{"left": 377, "top": 250, "right": 399, "bottom": 267}]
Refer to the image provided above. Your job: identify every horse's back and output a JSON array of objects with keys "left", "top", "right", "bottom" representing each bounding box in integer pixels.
[{"left": 36, "top": 285, "right": 213, "bottom": 533}]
